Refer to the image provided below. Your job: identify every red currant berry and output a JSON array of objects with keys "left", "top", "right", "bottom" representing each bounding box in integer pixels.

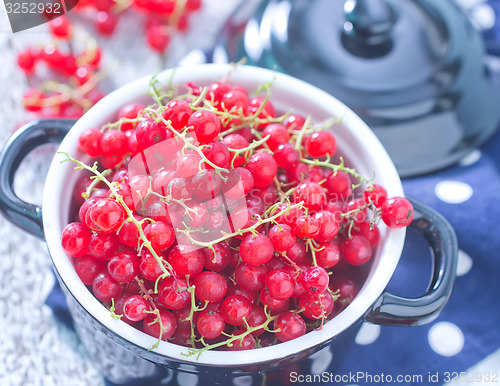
[
  {"left": 324, "top": 171, "right": 352, "bottom": 200},
  {"left": 293, "top": 181, "right": 326, "bottom": 211},
  {"left": 228, "top": 330, "right": 256, "bottom": 351},
  {"left": 299, "top": 291, "right": 334, "bottom": 320},
  {"left": 158, "top": 276, "right": 191, "bottom": 310},
  {"left": 143, "top": 307, "right": 177, "bottom": 340},
  {"left": 92, "top": 271, "right": 123, "bottom": 302},
  {"left": 234, "top": 263, "right": 268, "bottom": 291},
  {"left": 88, "top": 198, "right": 125, "bottom": 233},
  {"left": 168, "top": 245, "right": 205, "bottom": 278},
  {"left": 221, "top": 294, "right": 251, "bottom": 326},
  {"left": 73, "top": 255, "right": 105, "bottom": 288},
  {"left": 197, "top": 310, "right": 225, "bottom": 339},
  {"left": 314, "top": 211, "right": 340, "bottom": 242},
  {"left": 240, "top": 233, "right": 274, "bottom": 266},
  {"left": 381, "top": 197, "right": 414, "bottom": 228},
  {"left": 262, "top": 123, "right": 289, "bottom": 151},
  {"left": 274, "top": 312, "right": 306, "bottom": 342},
  {"left": 123, "top": 295, "right": 150, "bottom": 321},
  {"left": 273, "top": 144, "right": 300, "bottom": 169},
  {"left": 245, "top": 152, "right": 278, "bottom": 187},
  {"left": 223, "top": 134, "right": 249, "bottom": 167},
  {"left": 147, "top": 25, "right": 171, "bottom": 53},
  {"left": 315, "top": 241, "right": 340, "bottom": 268},
  {"left": 305, "top": 131, "right": 337, "bottom": 158},
  {"left": 163, "top": 99, "right": 192, "bottom": 130},
  {"left": 265, "top": 269, "right": 294, "bottom": 300},
  {"left": 341, "top": 235, "right": 372, "bottom": 265},
  {"left": 194, "top": 271, "right": 228, "bottom": 303},
  {"left": 301, "top": 266, "right": 329, "bottom": 294},
  {"left": 294, "top": 215, "right": 320, "bottom": 239},
  {"left": 144, "top": 221, "right": 175, "bottom": 251},
  {"left": 268, "top": 224, "right": 296, "bottom": 252},
  {"left": 61, "top": 222, "right": 91, "bottom": 257},
  {"left": 364, "top": 184, "right": 388, "bottom": 208},
  {"left": 88, "top": 232, "right": 121, "bottom": 260},
  {"left": 107, "top": 250, "right": 140, "bottom": 283},
  {"left": 100, "top": 130, "right": 129, "bottom": 157}
]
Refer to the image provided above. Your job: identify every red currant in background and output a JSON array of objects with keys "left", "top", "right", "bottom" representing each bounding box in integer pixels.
[
  {"left": 381, "top": 197, "right": 414, "bottom": 228},
  {"left": 147, "top": 25, "right": 171, "bottom": 53}
]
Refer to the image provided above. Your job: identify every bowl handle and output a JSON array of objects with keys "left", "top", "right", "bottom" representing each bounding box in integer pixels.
[
  {"left": 365, "top": 198, "right": 458, "bottom": 326},
  {"left": 0, "top": 119, "right": 76, "bottom": 240}
]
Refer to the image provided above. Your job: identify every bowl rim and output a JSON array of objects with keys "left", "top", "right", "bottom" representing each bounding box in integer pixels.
[{"left": 43, "top": 63, "right": 406, "bottom": 366}]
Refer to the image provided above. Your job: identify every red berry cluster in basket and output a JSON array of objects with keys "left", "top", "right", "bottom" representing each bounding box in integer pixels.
[
  {"left": 17, "top": 16, "right": 105, "bottom": 118},
  {"left": 74, "top": 0, "right": 202, "bottom": 52},
  {"left": 60, "top": 75, "right": 414, "bottom": 355}
]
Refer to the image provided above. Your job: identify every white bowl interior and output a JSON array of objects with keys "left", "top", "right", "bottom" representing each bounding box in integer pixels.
[{"left": 43, "top": 64, "right": 405, "bottom": 366}]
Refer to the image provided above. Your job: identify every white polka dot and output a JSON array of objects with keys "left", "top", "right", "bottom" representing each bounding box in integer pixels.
[
  {"left": 435, "top": 181, "right": 473, "bottom": 204},
  {"left": 177, "top": 372, "right": 199, "bottom": 386},
  {"left": 309, "top": 346, "right": 333, "bottom": 374},
  {"left": 428, "top": 322, "right": 464, "bottom": 357},
  {"left": 355, "top": 322, "right": 381, "bottom": 345},
  {"left": 456, "top": 250, "right": 473, "bottom": 276},
  {"left": 470, "top": 4, "right": 496, "bottom": 30},
  {"left": 233, "top": 375, "right": 253, "bottom": 386},
  {"left": 459, "top": 150, "right": 482, "bottom": 166}
]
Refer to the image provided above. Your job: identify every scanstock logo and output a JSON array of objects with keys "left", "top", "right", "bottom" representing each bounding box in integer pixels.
[{"left": 3, "top": 0, "right": 79, "bottom": 32}]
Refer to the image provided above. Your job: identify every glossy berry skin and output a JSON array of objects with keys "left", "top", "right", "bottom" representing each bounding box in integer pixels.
[
  {"left": 245, "top": 152, "right": 278, "bottom": 187},
  {"left": 239, "top": 233, "right": 274, "bottom": 266},
  {"left": 221, "top": 294, "right": 251, "bottom": 326},
  {"left": 158, "top": 276, "right": 190, "bottom": 310},
  {"left": 234, "top": 263, "right": 268, "bottom": 291},
  {"left": 245, "top": 96, "right": 275, "bottom": 129},
  {"left": 78, "top": 128, "right": 103, "bottom": 157},
  {"left": 305, "top": 131, "right": 337, "bottom": 158},
  {"left": 262, "top": 123, "right": 289, "bottom": 151},
  {"left": 87, "top": 198, "right": 125, "bottom": 233},
  {"left": 351, "top": 221, "right": 380, "bottom": 246},
  {"left": 314, "top": 211, "right": 340, "bottom": 242},
  {"left": 144, "top": 221, "right": 175, "bottom": 251},
  {"left": 294, "top": 215, "right": 320, "bottom": 239},
  {"left": 61, "top": 222, "right": 91, "bottom": 257},
  {"left": 315, "top": 241, "right": 340, "bottom": 269},
  {"left": 89, "top": 232, "right": 121, "bottom": 260},
  {"left": 143, "top": 307, "right": 177, "bottom": 340},
  {"left": 265, "top": 269, "right": 294, "bottom": 300},
  {"left": 259, "top": 289, "right": 290, "bottom": 313},
  {"left": 274, "top": 312, "right": 306, "bottom": 342},
  {"left": 381, "top": 197, "right": 414, "bottom": 228},
  {"left": 123, "top": 295, "right": 149, "bottom": 321},
  {"left": 273, "top": 144, "right": 300, "bottom": 170},
  {"left": 168, "top": 245, "right": 205, "bottom": 278},
  {"left": 194, "top": 271, "right": 228, "bottom": 303},
  {"left": 223, "top": 134, "right": 249, "bottom": 167},
  {"left": 364, "top": 184, "right": 388, "bottom": 208},
  {"left": 299, "top": 291, "right": 334, "bottom": 320},
  {"left": 107, "top": 250, "right": 140, "bottom": 283},
  {"left": 74, "top": 255, "right": 106, "bottom": 285},
  {"left": 188, "top": 110, "right": 221, "bottom": 143},
  {"left": 92, "top": 271, "right": 123, "bottom": 302},
  {"left": 324, "top": 170, "right": 352, "bottom": 200},
  {"left": 341, "top": 235, "right": 373, "bottom": 265},
  {"left": 202, "top": 242, "right": 230, "bottom": 272},
  {"left": 202, "top": 141, "right": 230, "bottom": 169},
  {"left": 135, "top": 119, "right": 168, "bottom": 151},
  {"left": 301, "top": 266, "right": 329, "bottom": 294},
  {"left": 139, "top": 250, "right": 165, "bottom": 282},
  {"left": 293, "top": 181, "right": 326, "bottom": 211},
  {"left": 268, "top": 224, "right": 296, "bottom": 252},
  {"left": 228, "top": 330, "right": 256, "bottom": 351},
  {"left": 163, "top": 99, "right": 192, "bottom": 130},
  {"left": 197, "top": 310, "right": 225, "bottom": 339}
]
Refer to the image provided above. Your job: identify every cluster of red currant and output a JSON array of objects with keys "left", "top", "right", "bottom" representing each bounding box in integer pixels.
[
  {"left": 17, "top": 16, "right": 105, "bottom": 118},
  {"left": 61, "top": 75, "right": 413, "bottom": 355},
  {"left": 73, "top": 0, "right": 202, "bottom": 53}
]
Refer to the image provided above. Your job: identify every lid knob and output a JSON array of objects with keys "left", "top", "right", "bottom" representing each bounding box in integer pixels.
[{"left": 342, "top": 0, "right": 398, "bottom": 58}]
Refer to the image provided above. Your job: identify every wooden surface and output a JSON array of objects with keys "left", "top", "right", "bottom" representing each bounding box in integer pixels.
[{"left": 0, "top": 1, "right": 241, "bottom": 384}]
